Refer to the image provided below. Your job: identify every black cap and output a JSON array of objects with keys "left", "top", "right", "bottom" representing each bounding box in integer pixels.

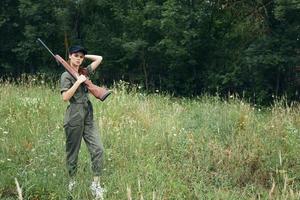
[{"left": 69, "top": 45, "right": 87, "bottom": 55}]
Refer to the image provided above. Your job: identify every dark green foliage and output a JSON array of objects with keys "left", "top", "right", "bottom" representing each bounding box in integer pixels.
[{"left": 0, "top": 0, "right": 299, "bottom": 104}]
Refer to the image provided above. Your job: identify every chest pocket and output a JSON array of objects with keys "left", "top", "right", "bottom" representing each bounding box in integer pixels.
[{"left": 70, "top": 83, "right": 89, "bottom": 103}]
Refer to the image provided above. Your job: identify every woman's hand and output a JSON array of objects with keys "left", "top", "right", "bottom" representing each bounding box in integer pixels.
[
  {"left": 76, "top": 74, "right": 87, "bottom": 84},
  {"left": 62, "top": 75, "right": 87, "bottom": 102}
]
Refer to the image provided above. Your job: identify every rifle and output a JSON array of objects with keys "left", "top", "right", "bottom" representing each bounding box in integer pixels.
[{"left": 37, "top": 38, "right": 111, "bottom": 101}]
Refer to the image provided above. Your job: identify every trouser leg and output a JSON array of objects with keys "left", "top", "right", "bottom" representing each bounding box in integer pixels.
[
  {"left": 65, "top": 125, "right": 84, "bottom": 177},
  {"left": 83, "top": 122, "right": 104, "bottom": 176}
]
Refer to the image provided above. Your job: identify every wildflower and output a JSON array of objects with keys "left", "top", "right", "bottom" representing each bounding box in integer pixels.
[{"left": 7, "top": 158, "right": 12, "bottom": 161}]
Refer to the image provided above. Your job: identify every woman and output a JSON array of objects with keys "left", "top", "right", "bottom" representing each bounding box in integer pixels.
[{"left": 60, "top": 45, "right": 105, "bottom": 199}]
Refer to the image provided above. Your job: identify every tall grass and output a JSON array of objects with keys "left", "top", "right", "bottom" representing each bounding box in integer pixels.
[{"left": 0, "top": 78, "right": 299, "bottom": 199}]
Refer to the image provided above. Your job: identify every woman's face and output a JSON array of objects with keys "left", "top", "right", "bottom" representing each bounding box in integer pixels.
[{"left": 69, "top": 52, "right": 84, "bottom": 66}]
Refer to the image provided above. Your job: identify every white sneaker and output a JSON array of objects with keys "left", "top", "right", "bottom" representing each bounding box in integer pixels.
[
  {"left": 68, "top": 180, "right": 76, "bottom": 191},
  {"left": 90, "top": 181, "right": 106, "bottom": 200}
]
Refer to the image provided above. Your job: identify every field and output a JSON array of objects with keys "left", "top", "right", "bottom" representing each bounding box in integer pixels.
[{"left": 0, "top": 79, "right": 299, "bottom": 200}]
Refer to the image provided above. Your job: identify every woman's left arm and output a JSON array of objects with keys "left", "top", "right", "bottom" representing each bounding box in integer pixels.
[{"left": 85, "top": 55, "right": 103, "bottom": 71}]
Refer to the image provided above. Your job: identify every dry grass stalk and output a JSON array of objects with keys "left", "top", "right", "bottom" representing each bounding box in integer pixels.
[
  {"left": 152, "top": 191, "right": 156, "bottom": 200},
  {"left": 138, "top": 178, "right": 144, "bottom": 200},
  {"left": 269, "top": 176, "right": 276, "bottom": 199},
  {"left": 14, "top": 178, "right": 23, "bottom": 200},
  {"left": 127, "top": 186, "right": 132, "bottom": 200},
  {"left": 279, "top": 151, "right": 282, "bottom": 166}
]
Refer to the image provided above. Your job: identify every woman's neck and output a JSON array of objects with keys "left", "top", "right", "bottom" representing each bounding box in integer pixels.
[{"left": 70, "top": 63, "right": 80, "bottom": 72}]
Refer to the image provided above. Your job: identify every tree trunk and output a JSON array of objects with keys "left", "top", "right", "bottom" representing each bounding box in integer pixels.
[
  {"left": 141, "top": 49, "right": 148, "bottom": 90},
  {"left": 276, "top": 68, "right": 280, "bottom": 96}
]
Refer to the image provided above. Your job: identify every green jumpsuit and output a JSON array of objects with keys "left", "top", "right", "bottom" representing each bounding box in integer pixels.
[{"left": 60, "top": 65, "right": 104, "bottom": 177}]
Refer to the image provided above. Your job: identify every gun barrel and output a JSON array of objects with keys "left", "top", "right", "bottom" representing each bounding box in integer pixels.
[{"left": 37, "top": 38, "right": 56, "bottom": 58}]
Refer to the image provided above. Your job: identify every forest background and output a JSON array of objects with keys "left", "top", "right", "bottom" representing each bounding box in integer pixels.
[{"left": 0, "top": 0, "right": 299, "bottom": 104}]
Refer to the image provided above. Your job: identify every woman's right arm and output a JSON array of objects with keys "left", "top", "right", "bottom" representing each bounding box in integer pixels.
[{"left": 62, "top": 75, "right": 87, "bottom": 102}]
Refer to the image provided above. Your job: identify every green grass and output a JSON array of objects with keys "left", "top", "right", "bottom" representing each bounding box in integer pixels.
[{"left": 0, "top": 79, "right": 299, "bottom": 200}]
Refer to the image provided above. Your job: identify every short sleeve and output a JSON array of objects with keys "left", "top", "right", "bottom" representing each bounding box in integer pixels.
[
  {"left": 86, "top": 64, "right": 94, "bottom": 76},
  {"left": 60, "top": 72, "right": 73, "bottom": 94}
]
